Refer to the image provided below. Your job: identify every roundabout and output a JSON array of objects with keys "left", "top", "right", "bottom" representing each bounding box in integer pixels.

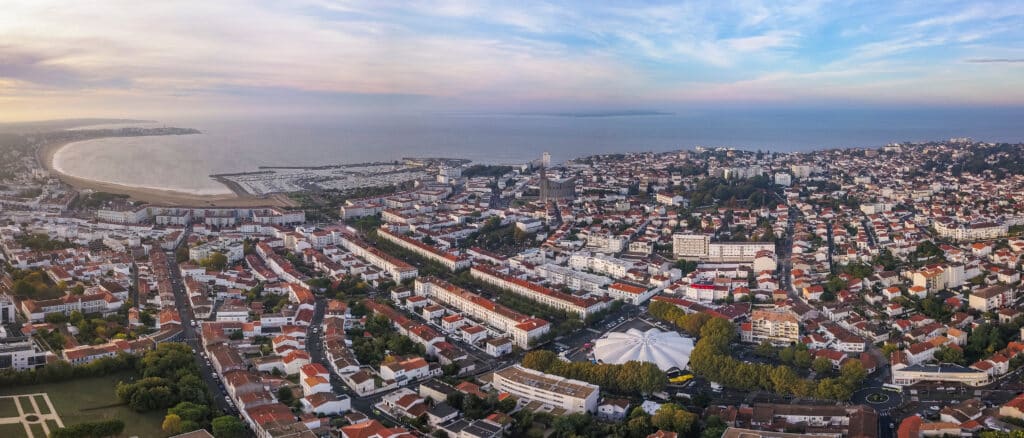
[
  {"left": 852, "top": 387, "right": 904, "bottom": 414},
  {"left": 866, "top": 393, "right": 889, "bottom": 404}
]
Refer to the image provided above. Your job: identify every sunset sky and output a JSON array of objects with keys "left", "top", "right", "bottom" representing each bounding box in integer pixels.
[{"left": 2, "top": 0, "right": 1023, "bottom": 121}]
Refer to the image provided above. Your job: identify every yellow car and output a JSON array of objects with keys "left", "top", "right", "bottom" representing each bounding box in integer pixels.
[{"left": 668, "top": 373, "right": 693, "bottom": 384}]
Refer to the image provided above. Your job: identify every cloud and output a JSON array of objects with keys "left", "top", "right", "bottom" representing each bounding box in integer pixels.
[
  {"left": 0, "top": 0, "right": 1023, "bottom": 120},
  {"left": 965, "top": 58, "right": 1024, "bottom": 63}
]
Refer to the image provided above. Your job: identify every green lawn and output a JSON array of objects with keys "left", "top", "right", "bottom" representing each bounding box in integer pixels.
[
  {"left": 17, "top": 397, "right": 33, "bottom": 413},
  {"left": 28, "top": 423, "right": 44, "bottom": 438},
  {"left": 32, "top": 396, "right": 49, "bottom": 415},
  {"left": 0, "top": 423, "right": 27, "bottom": 438},
  {"left": 0, "top": 372, "right": 166, "bottom": 438},
  {"left": 0, "top": 397, "right": 20, "bottom": 418}
]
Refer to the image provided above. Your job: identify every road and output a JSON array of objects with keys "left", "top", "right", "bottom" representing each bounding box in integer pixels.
[
  {"left": 305, "top": 298, "right": 382, "bottom": 416},
  {"left": 778, "top": 204, "right": 798, "bottom": 295},
  {"left": 162, "top": 244, "right": 238, "bottom": 416}
]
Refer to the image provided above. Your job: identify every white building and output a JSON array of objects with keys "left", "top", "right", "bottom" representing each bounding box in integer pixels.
[
  {"left": 415, "top": 278, "right": 549, "bottom": 348},
  {"left": 470, "top": 266, "right": 610, "bottom": 319},
  {"left": 491, "top": 366, "right": 599, "bottom": 414}
]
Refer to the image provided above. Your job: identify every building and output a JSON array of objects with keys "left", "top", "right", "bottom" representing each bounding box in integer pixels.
[
  {"left": 539, "top": 166, "right": 576, "bottom": 203},
  {"left": 189, "top": 239, "right": 245, "bottom": 265},
  {"left": 0, "top": 295, "right": 16, "bottom": 324},
  {"left": 934, "top": 220, "right": 1008, "bottom": 242},
  {"left": 742, "top": 309, "right": 800, "bottom": 347},
  {"left": 999, "top": 393, "right": 1024, "bottom": 420},
  {"left": 593, "top": 328, "right": 693, "bottom": 371},
  {"left": 415, "top": 277, "right": 549, "bottom": 349},
  {"left": 0, "top": 336, "right": 48, "bottom": 371},
  {"left": 891, "top": 363, "right": 989, "bottom": 387},
  {"left": 491, "top": 365, "right": 599, "bottom": 414},
  {"left": 672, "top": 234, "right": 774, "bottom": 262},
  {"left": 338, "top": 233, "right": 419, "bottom": 281},
  {"left": 672, "top": 234, "right": 710, "bottom": 259},
  {"left": 535, "top": 264, "right": 611, "bottom": 294},
  {"left": 969, "top": 285, "right": 1014, "bottom": 312},
  {"left": 20, "top": 290, "right": 123, "bottom": 322},
  {"left": 470, "top": 266, "right": 610, "bottom": 319},
  {"left": 604, "top": 282, "right": 657, "bottom": 305},
  {"left": 377, "top": 229, "right": 470, "bottom": 271}
]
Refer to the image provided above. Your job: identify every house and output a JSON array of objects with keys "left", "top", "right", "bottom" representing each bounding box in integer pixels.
[
  {"left": 340, "top": 420, "right": 413, "bottom": 438},
  {"left": 380, "top": 356, "right": 431, "bottom": 384},
  {"left": 598, "top": 398, "right": 631, "bottom": 421},
  {"left": 301, "top": 392, "right": 351, "bottom": 415},
  {"left": 283, "top": 350, "right": 312, "bottom": 375},
  {"left": 427, "top": 402, "right": 459, "bottom": 427},
  {"left": 999, "top": 393, "right": 1024, "bottom": 420},
  {"left": 301, "top": 376, "right": 332, "bottom": 396},
  {"left": 484, "top": 337, "right": 513, "bottom": 357}
]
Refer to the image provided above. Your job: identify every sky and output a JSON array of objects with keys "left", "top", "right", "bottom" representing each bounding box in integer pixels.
[{"left": 1, "top": 0, "right": 1023, "bottom": 121}]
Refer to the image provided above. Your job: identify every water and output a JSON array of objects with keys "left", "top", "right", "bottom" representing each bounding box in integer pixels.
[{"left": 52, "top": 108, "right": 1024, "bottom": 195}]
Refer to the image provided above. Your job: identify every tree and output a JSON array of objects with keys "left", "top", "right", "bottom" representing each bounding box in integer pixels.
[
  {"left": 840, "top": 360, "right": 867, "bottom": 386},
  {"left": 162, "top": 414, "right": 184, "bottom": 435},
  {"left": 768, "top": 366, "right": 799, "bottom": 394},
  {"left": 881, "top": 343, "right": 900, "bottom": 357},
  {"left": 168, "top": 401, "right": 210, "bottom": 424},
  {"left": 651, "top": 404, "right": 696, "bottom": 434},
  {"left": 793, "top": 349, "right": 812, "bottom": 368},
  {"left": 277, "top": 386, "right": 294, "bottom": 405},
  {"left": 200, "top": 252, "right": 228, "bottom": 271},
  {"left": 49, "top": 420, "right": 125, "bottom": 438},
  {"left": 812, "top": 357, "right": 833, "bottom": 374},
  {"left": 175, "top": 245, "right": 189, "bottom": 263},
  {"left": 935, "top": 345, "right": 964, "bottom": 365},
  {"left": 754, "top": 341, "right": 776, "bottom": 358},
  {"left": 212, "top": 415, "right": 248, "bottom": 438},
  {"left": 45, "top": 312, "right": 68, "bottom": 324}
]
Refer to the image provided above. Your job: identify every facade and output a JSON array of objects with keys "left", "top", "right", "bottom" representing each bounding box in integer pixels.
[
  {"left": 891, "top": 363, "right": 989, "bottom": 387},
  {"left": 539, "top": 166, "right": 576, "bottom": 202},
  {"left": 377, "top": 229, "right": 471, "bottom": 271},
  {"left": 743, "top": 309, "right": 800, "bottom": 346},
  {"left": 934, "top": 220, "right": 1008, "bottom": 242},
  {"left": 604, "top": 282, "right": 657, "bottom": 305},
  {"left": 491, "top": 366, "right": 599, "bottom": 414},
  {"left": 470, "top": 266, "right": 610, "bottom": 319},
  {"left": 20, "top": 291, "right": 123, "bottom": 322},
  {"left": 415, "top": 277, "right": 549, "bottom": 348},
  {"left": 338, "top": 234, "right": 419, "bottom": 281},
  {"left": 672, "top": 234, "right": 710, "bottom": 259},
  {"left": 0, "top": 337, "right": 48, "bottom": 371},
  {"left": 535, "top": 264, "right": 611, "bottom": 293},
  {"left": 969, "top": 285, "right": 1014, "bottom": 312},
  {"left": 672, "top": 234, "right": 774, "bottom": 262},
  {"left": 190, "top": 239, "right": 245, "bottom": 264},
  {"left": 0, "top": 295, "right": 14, "bottom": 323}
]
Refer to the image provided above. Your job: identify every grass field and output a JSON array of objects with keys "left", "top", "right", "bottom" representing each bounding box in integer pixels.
[
  {"left": 0, "top": 423, "right": 27, "bottom": 438},
  {"left": 0, "top": 393, "right": 60, "bottom": 438},
  {"left": 0, "top": 371, "right": 165, "bottom": 438},
  {"left": 0, "top": 398, "right": 19, "bottom": 418}
]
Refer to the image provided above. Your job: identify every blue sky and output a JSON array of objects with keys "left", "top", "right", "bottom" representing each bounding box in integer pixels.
[{"left": 1, "top": 0, "right": 1023, "bottom": 120}]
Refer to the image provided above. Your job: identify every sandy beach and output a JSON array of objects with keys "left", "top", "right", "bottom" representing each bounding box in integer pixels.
[{"left": 38, "top": 140, "right": 297, "bottom": 208}]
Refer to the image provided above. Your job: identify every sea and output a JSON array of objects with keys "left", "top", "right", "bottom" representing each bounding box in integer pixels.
[{"left": 52, "top": 107, "right": 1024, "bottom": 195}]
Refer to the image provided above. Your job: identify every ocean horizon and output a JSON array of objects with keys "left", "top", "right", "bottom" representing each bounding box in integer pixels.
[{"left": 52, "top": 107, "right": 1024, "bottom": 195}]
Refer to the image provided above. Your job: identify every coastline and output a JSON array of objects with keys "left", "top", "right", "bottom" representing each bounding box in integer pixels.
[{"left": 39, "top": 140, "right": 297, "bottom": 208}]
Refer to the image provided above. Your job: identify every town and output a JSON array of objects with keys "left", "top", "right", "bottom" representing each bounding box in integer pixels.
[{"left": 2, "top": 137, "right": 1024, "bottom": 438}]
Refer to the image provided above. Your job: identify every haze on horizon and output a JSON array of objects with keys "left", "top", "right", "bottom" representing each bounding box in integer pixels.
[{"left": 1, "top": 0, "right": 1023, "bottom": 122}]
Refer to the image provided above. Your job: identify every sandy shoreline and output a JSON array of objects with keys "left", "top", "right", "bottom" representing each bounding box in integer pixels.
[{"left": 38, "top": 140, "right": 297, "bottom": 208}]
